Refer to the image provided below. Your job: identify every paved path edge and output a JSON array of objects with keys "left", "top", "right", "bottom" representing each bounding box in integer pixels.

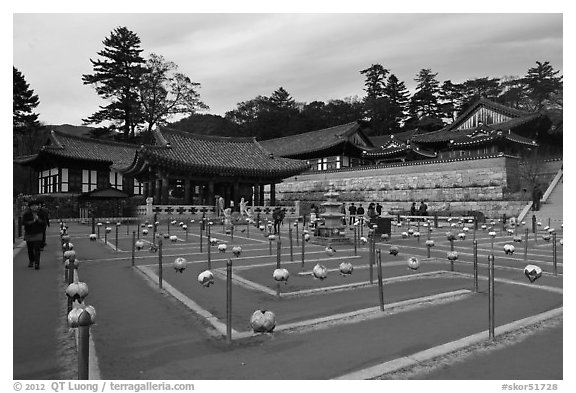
[{"left": 333, "top": 307, "right": 563, "bottom": 380}]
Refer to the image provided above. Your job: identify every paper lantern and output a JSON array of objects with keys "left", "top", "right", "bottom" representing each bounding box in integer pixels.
[
  {"left": 198, "top": 270, "right": 214, "bottom": 287},
  {"left": 447, "top": 251, "right": 459, "bottom": 261},
  {"left": 413, "top": 231, "right": 420, "bottom": 238},
  {"left": 381, "top": 233, "right": 389, "bottom": 240},
  {"left": 325, "top": 246, "right": 336, "bottom": 257},
  {"left": 513, "top": 235, "right": 522, "bottom": 242},
  {"left": 401, "top": 232, "right": 409, "bottom": 239},
  {"left": 407, "top": 256, "right": 420, "bottom": 270},
  {"left": 273, "top": 268, "right": 290, "bottom": 283},
  {"left": 542, "top": 234, "right": 551, "bottom": 242},
  {"left": 173, "top": 257, "right": 187, "bottom": 273},
  {"left": 304, "top": 233, "right": 311, "bottom": 242},
  {"left": 389, "top": 245, "right": 399, "bottom": 256},
  {"left": 312, "top": 264, "right": 328, "bottom": 280},
  {"left": 426, "top": 240, "right": 435, "bottom": 247},
  {"left": 218, "top": 243, "right": 227, "bottom": 253},
  {"left": 458, "top": 233, "right": 466, "bottom": 240},
  {"left": 142, "top": 229, "right": 149, "bottom": 235},
  {"left": 489, "top": 231, "right": 497, "bottom": 238},
  {"left": 63, "top": 250, "right": 76, "bottom": 262},
  {"left": 232, "top": 246, "right": 242, "bottom": 257},
  {"left": 463, "top": 227, "right": 469, "bottom": 232},
  {"left": 89, "top": 234, "right": 97, "bottom": 241},
  {"left": 339, "top": 262, "right": 353, "bottom": 276},
  {"left": 524, "top": 265, "right": 542, "bottom": 283},
  {"left": 250, "top": 310, "right": 276, "bottom": 333},
  {"left": 210, "top": 238, "right": 218, "bottom": 246},
  {"left": 105, "top": 227, "right": 112, "bottom": 233},
  {"left": 446, "top": 232, "right": 456, "bottom": 241},
  {"left": 360, "top": 236, "right": 368, "bottom": 244},
  {"left": 182, "top": 224, "right": 188, "bottom": 230},
  {"left": 170, "top": 235, "right": 178, "bottom": 242},
  {"left": 179, "top": 222, "right": 184, "bottom": 227},
  {"left": 504, "top": 244, "right": 515, "bottom": 255}
]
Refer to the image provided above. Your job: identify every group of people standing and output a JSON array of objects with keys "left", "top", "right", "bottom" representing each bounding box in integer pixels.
[
  {"left": 409, "top": 201, "right": 428, "bottom": 216},
  {"left": 346, "top": 202, "right": 383, "bottom": 225},
  {"left": 22, "top": 199, "right": 50, "bottom": 270}
]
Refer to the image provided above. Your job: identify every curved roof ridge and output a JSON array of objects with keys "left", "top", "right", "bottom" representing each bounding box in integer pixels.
[
  {"left": 159, "top": 126, "right": 255, "bottom": 143},
  {"left": 258, "top": 121, "right": 359, "bottom": 143},
  {"left": 50, "top": 129, "right": 141, "bottom": 148}
]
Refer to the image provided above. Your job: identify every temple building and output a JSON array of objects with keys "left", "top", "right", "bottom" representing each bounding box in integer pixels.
[
  {"left": 410, "top": 98, "right": 544, "bottom": 159},
  {"left": 121, "top": 126, "right": 310, "bottom": 207},
  {"left": 14, "top": 130, "right": 142, "bottom": 197},
  {"left": 259, "top": 121, "right": 374, "bottom": 171},
  {"left": 362, "top": 130, "right": 437, "bottom": 164}
]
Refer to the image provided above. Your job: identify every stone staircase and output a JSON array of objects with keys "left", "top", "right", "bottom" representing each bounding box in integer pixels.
[{"left": 534, "top": 176, "right": 563, "bottom": 226}]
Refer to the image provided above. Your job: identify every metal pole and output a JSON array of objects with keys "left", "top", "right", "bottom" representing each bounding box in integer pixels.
[
  {"left": 231, "top": 224, "right": 234, "bottom": 242},
  {"left": 269, "top": 237, "right": 272, "bottom": 255},
  {"left": 276, "top": 239, "right": 282, "bottom": 269},
  {"left": 91, "top": 215, "right": 95, "bottom": 235},
  {"left": 295, "top": 219, "right": 299, "bottom": 246},
  {"left": 115, "top": 224, "right": 119, "bottom": 253},
  {"left": 207, "top": 225, "right": 211, "bottom": 270},
  {"left": 66, "top": 265, "right": 74, "bottom": 314},
  {"left": 369, "top": 236, "right": 374, "bottom": 284},
  {"left": 158, "top": 238, "right": 163, "bottom": 289},
  {"left": 524, "top": 228, "right": 529, "bottom": 261},
  {"left": 131, "top": 231, "right": 136, "bottom": 267},
  {"left": 353, "top": 225, "right": 357, "bottom": 256},
  {"left": 376, "top": 249, "right": 384, "bottom": 311},
  {"left": 200, "top": 222, "right": 203, "bottom": 253},
  {"left": 552, "top": 232, "right": 557, "bottom": 276},
  {"left": 104, "top": 231, "right": 107, "bottom": 247},
  {"left": 97, "top": 225, "right": 100, "bottom": 239},
  {"left": 450, "top": 238, "right": 454, "bottom": 251},
  {"left": 301, "top": 233, "right": 305, "bottom": 271},
  {"left": 289, "top": 227, "right": 294, "bottom": 262},
  {"left": 167, "top": 220, "right": 170, "bottom": 235},
  {"left": 77, "top": 311, "right": 91, "bottom": 380},
  {"left": 473, "top": 240, "right": 478, "bottom": 293},
  {"left": 226, "top": 258, "right": 232, "bottom": 344},
  {"left": 488, "top": 254, "right": 495, "bottom": 340}
]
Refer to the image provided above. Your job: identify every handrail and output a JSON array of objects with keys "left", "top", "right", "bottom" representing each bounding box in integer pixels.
[{"left": 541, "top": 168, "right": 563, "bottom": 203}]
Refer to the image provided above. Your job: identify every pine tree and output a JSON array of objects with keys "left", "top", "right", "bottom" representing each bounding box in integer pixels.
[
  {"left": 523, "top": 61, "right": 563, "bottom": 111},
  {"left": 408, "top": 69, "right": 444, "bottom": 131},
  {"left": 360, "top": 64, "right": 390, "bottom": 134},
  {"left": 382, "top": 74, "right": 410, "bottom": 134},
  {"left": 82, "top": 26, "right": 145, "bottom": 139},
  {"left": 13, "top": 66, "right": 40, "bottom": 133}
]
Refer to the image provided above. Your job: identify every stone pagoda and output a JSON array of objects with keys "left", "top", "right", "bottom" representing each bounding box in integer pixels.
[{"left": 312, "top": 184, "right": 351, "bottom": 245}]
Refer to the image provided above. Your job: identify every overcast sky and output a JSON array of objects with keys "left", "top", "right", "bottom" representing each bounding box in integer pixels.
[{"left": 13, "top": 12, "right": 563, "bottom": 126}]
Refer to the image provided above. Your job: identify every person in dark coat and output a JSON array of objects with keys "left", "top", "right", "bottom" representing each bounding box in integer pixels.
[
  {"left": 38, "top": 202, "right": 50, "bottom": 249},
  {"left": 272, "top": 206, "right": 283, "bottom": 234},
  {"left": 376, "top": 203, "right": 382, "bottom": 216},
  {"left": 367, "top": 203, "right": 376, "bottom": 219},
  {"left": 22, "top": 199, "right": 46, "bottom": 269},
  {"left": 410, "top": 202, "right": 417, "bottom": 216},
  {"left": 356, "top": 204, "right": 365, "bottom": 224},
  {"left": 532, "top": 184, "right": 543, "bottom": 211},
  {"left": 418, "top": 201, "right": 428, "bottom": 216},
  {"left": 348, "top": 203, "right": 357, "bottom": 225}
]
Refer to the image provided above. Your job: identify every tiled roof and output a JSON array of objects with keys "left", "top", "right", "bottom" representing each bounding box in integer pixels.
[
  {"left": 259, "top": 121, "right": 372, "bottom": 157},
  {"left": 448, "top": 98, "right": 532, "bottom": 131},
  {"left": 449, "top": 125, "right": 538, "bottom": 148},
  {"left": 125, "top": 127, "right": 310, "bottom": 178},
  {"left": 40, "top": 130, "right": 139, "bottom": 170},
  {"left": 411, "top": 99, "right": 542, "bottom": 145},
  {"left": 369, "top": 129, "right": 420, "bottom": 146}
]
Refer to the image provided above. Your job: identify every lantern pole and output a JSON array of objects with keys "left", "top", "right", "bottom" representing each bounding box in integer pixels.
[
  {"left": 353, "top": 224, "right": 357, "bottom": 256},
  {"left": 207, "top": 224, "right": 211, "bottom": 270},
  {"left": 301, "top": 233, "right": 306, "bottom": 271},
  {"left": 295, "top": 219, "right": 299, "bottom": 246},
  {"left": 472, "top": 239, "right": 478, "bottom": 292},
  {"left": 369, "top": 235, "right": 374, "bottom": 284},
  {"left": 231, "top": 224, "right": 234, "bottom": 243},
  {"left": 376, "top": 249, "right": 384, "bottom": 311},
  {"left": 158, "top": 238, "right": 163, "bottom": 289},
  {"left": 269, "top": 236, "right": 273, "bottom": 255},
  {"left": 77, "top": 310, "right": 92, "bottom": 380},
  {"left": 97, "top": 224, "right": 100, "bottom": 240},
  {"left": 131, "top": 231, "right": 136, "bottom": 267},
  {"left": 226, "top": 258, "right": 233, "bottom": 344},
  {"left": 289, "top": 226, "right": 294, "bottom": 262},
  {"left": 199, "top": 221, "right": 203, "bottom": 253},
  {"left": 115, "top": 224, "right": 119, "bottom": 253},
  {"left": 488, "top": 254, "right": 495, "bottom": 340},
  {"left": 524, "top": 228, "right": 529, "bottom": 261},
  {"left": 104, "top": 229, "right": 107, "bottom": 246},
  {"left": 552, "top": 232, "right": 557, "bottom": 276}
]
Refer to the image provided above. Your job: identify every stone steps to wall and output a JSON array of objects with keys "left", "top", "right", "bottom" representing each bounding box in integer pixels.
[{"left": 533, "top": 177, "right": 563, "bottom": 226}]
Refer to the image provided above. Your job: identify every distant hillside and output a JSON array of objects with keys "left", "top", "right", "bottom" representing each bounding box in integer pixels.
[{"left": 169, "top": 113, "right": 242, "bottom": 136}]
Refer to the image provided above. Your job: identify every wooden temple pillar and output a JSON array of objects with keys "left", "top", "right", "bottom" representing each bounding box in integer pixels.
[
  {"left": 259, "top": 184, "right": 265, "bottom": 206},
  {"left": 143, "top": 181, "right": 149, "bottom": 198},
  {"left": 207, "top": 180, "right": 215, "bottom": 205},
  {"left": 253, "top": 184, "right": 260, "bottom": 206},
  {"left": 154, "top": 176, "right": 161, "bottom": 204},
  {"left": 270, "top": 183, "right": 276, "bottom": 206},
  {"left": 184, "top": 179, "right": 192, "bottom": 205},
  {"left": 161, "top": 172, "right": 169, "bottom": 205}
]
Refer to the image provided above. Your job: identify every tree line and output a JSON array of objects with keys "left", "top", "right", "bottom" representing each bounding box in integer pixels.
[{"left": 14, "top": 25, "right": 563, "bottom": 151}]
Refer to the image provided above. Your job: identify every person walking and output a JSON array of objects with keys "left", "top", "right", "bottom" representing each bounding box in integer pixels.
[
  {"left": 532, "top": 184, "right": 543, "bottom": 211},
  {"left": 272, "top": 206, "right": 283, "bottom": 234},
  {"left": 348, "top": 203, "right": 357, "bottom": 225},
  {"left": 39, "top": 202, "right": 50, "bottom": 250},
  {"left": 22, "top": 199, "right": 46, "bottom": 269}
]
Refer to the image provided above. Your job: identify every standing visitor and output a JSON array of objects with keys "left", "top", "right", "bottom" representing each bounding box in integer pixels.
[
  {"left": 376, "top": 203, "right": 382, "bottom": 216},
  {"left": 532, "top": 184, "right": 543, "bottom": 211},
  {"left": 22, "top": 200, "right": 46, "bottom": 269},
  {"left": 410, "top": 202, "right": 417, "bottom": 216},
  {"left": 348, "top": 203, "right": 357, "bottom": 225},
  {"left": 357, "top": 204, "right": 365, "bottom": 225},
  {"left": 418, "top": 201, "right": 428, "bottom": 216},
  {"left": 38, "top": 202, "right": 50, "bottom": 250}
]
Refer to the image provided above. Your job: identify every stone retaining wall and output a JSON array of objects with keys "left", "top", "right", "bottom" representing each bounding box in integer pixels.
[{"left": 276, "top": 156, "right": 553, "bottom": 219}]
